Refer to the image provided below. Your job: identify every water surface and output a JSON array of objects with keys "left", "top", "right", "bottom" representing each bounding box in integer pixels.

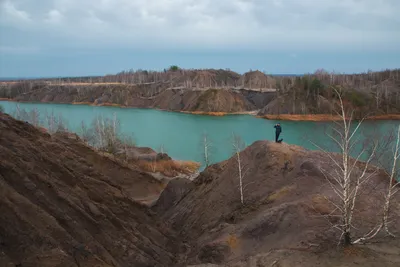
[{"left": 1, "top": 101, "right": 398, "bottom": 167}]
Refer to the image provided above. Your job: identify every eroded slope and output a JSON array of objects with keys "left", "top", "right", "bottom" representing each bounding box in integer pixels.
[
  {"left": 156, "top": 141, "right": 400, "bottom": 265},
  {"left": 0, "top": 113, "right": 182, "bottom": 267}
]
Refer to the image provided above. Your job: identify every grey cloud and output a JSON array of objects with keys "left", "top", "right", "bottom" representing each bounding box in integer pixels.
[{"left": 0, "top": 0, "right": 399, "bottom": 52}]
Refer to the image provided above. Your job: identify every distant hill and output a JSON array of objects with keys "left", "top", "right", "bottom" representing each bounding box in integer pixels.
[{"left": 0, "top": 68, "right": 399, "bottom": 118}]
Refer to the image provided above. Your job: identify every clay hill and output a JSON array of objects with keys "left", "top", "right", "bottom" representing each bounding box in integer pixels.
[
  {"left": 1, "top": 112, "right": 400, "bottom": 267},
  {"left": 0, "top": 112, "right": 184, "bottom": 267},
  {"left": 0, "top": 69, "right": 276, "bottom": 114},
  {"left": 155, "top": 141, "right": 400, "bottom": 266},
  {"left": 1, "top": 68, "right": 400, "bottom": 116}
]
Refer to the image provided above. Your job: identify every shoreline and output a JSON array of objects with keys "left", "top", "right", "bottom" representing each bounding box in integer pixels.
[
  {"left": 258, "top": 114, "right": 400, "bottom": 121},
  {"left": 1, "top": 98, "right": 400, "bottom": 121}
]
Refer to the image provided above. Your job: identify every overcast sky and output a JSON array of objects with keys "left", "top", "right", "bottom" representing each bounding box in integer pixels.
[{"left": 0, "top": 0, "right": 399, "bottom": 77}]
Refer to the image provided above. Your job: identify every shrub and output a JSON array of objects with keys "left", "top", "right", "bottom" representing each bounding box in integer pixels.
[
  {"left": 136, "top": 159, "right": 200, "bottom": 177},
  {"left": 345, "top": 90, "right": 370, "bottom": 107},
  {"left": 169, "top": 65, "right": 180, "bottom": 71}
]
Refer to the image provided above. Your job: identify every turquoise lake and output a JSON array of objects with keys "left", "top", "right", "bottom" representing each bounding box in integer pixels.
[{"left": 1, "top": 101, "right": 399, "bottom": 168}]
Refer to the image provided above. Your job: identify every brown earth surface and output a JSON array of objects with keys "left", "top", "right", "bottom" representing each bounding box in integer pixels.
[
  {"left": 155, "top": 141, "right": 400, "bottom": 266},
  {"left": 0, "top": 112, "right": 185, "bottom": 267},
  {"left": 1, "top": 112, "right": 400, "bottom": 267},
  {"left": 0, "top": 82, "right": 275, "bottom": 113}
]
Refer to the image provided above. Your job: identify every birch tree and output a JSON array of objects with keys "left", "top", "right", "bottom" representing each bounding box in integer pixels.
[
  {"left": 91, "top": 114, "right": 121, "bottom": 153},
  {"left": 382, "top": 125, "right": 400, "bottom": 237},
  {"left": 29, "top": 108, "right": 40, "bottom": 127},
  {"left": 231, "top": 133, "right": 248, "bottom": 205},
  {"left": 351, "top": 125, "right": 400, "bottom": 244},
  {"left": 201, "top": 132, "right": 213, "bottom": 168},
  {"left": 79, "top": 121, "right": 93, "bottom": 144},
  {"left": 312, "top": 88, "right": 379, "bottom": 246}
]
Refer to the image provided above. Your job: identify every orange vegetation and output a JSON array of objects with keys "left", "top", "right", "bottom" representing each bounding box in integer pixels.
[
  {"left": 37, "top": 127, "right": 48, "bottom": 134},
  {"left": 259, "top": 114, "right": 342, "bottom": 121},
  {"left": 368, "top": 114, "right": 400, "bottom": 120},
  {"left": 97, "top": 102, "right": 123, "bottom": 107},
  {"left": 73, "top": 102, "right": 124, "bottom": 107},
  {"left": 311, "top": 194, "right": 334, "bottom": 215},
  {"left": 226, "top": 234, "right": 239, "bottom": 249},
  {"left": 260, "top": 114, "right": 400, "bottom": 121},
  {"left": 72, "top": 102, "right": 94, "bottom": 105},
  {"left": 267, "top": 185, "right": 296, "bottom": 202},
  {"left": 57, "top": 82, "right": 124, "bottom": 86},
  {"left": 185, "top": 111, "right": 227, "bottom": 116},
  {"left": 136, "top": 159, "right": 200, "bottom": 177}
]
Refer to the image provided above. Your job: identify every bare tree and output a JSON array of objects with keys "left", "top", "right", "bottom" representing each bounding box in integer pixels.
[
  {"left": 79, "top": 120, "right": 93, "bottom": 144},
  {"left": 119, "top": 133, "right": 136, "bottom": 162},
  {"left": 231, "top": 133, "right": 248, "bottom": 205},
  {"left": 91, "top": 114, "right": 122, "bottom": 153},
  {"left": 13, "top": 104, "right": 26, "bottom": 121},
  {"left": 382, "top": 125, "right": 400, "bottom": 237},
  {"left": 201, "top": 132, "right": 213, "bottom": 168},
  {"left": 11, "top": 105, "right": 42, "bottom": 127},
  {"left": 312, "top": 88, "right": 379, "bottom": 246},
  {"left": 159, "top": 144, "right": 165, "bottom": 154},
  {"left": 374, "top": 86, "right": 382, "bottom": 110},
  {"left": 28, "top": 108, "right": 40, "bottom": 127},
  {"left": 46, "top": 110, "right": 67, "bottom": 134}
]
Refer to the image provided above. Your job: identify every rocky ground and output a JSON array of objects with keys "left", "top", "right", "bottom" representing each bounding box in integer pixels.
[{"left": 1, "top": 112, "right": 399, "bottom": 267}]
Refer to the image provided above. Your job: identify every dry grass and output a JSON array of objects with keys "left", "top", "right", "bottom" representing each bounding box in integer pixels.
[
  {"left": 343, "top": 246, "right": 364, "bottom": 257},
  {"left": 59, "top": 82, "right": 125, "bottom": 86},
  {"left": 368, "top": 114, "right": 400, "bottom": 120},
  {"left": 97, "top": 102, "right": 123, "bottom": 107},
  {"left": 37, "top": 127, "right": 48, "bottom": 134},
  {"left": 260, "top": 114, "right": 400, "bottom": 121},
  {"left": 186, "top": 111, "right": 227, "bottom": 116},
  {"left": 267, "top": 185, "right": 296, "bottom": 202},
  {"left": 260, "top": 114, "right": 342, "bottom": 121},
  {"left": 136, "top": 159, "right": 200, "bottom": 177},
  {"left": 72, "top": 102, "right": 94, "bottom": 105},
  {"left": 311, "top": 194, "right": 334, "bottom": 215},
  {"left": 73, "top": 102, "right": 124, "bottom": 107},
  {"left": 226, "top": 234, "right": 239, "bottom": 249}
]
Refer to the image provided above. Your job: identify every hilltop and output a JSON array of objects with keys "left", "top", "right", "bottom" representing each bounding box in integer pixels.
[
  {"left": 155, "top": 140, "right": 400, "bottom": 266},
  {"left": 1, "top": 113, "right": 399, "bottom": 267},
  {"left": 1, "top": 68, "right": 399, "bottom": 119}
]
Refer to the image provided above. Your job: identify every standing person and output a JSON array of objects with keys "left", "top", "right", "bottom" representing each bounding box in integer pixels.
[{"left": 274, "top": 123, "right": 282, "bottom": 143}]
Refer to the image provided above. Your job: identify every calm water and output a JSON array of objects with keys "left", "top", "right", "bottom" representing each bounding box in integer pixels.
[{"left": 1, "top": 101, "right": 399, "bottom": 168}]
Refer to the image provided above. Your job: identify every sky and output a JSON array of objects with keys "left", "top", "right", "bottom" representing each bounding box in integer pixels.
[{"left": 0, "top": 0, "right": 399, "bottom": 78}]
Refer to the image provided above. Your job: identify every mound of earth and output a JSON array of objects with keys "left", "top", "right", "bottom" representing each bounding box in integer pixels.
[
  {"left": 156, "top": 141, "right": 400, "bottom": 266},
  {"left": 0, "top": 113, "right": 184, "bottom": 267},
  {"left": 238, "top": 70, "right": 276, "bottom": 90}
]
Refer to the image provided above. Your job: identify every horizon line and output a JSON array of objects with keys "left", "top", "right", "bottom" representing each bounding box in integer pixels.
[{"left": 0, "top": 67, "right": 399, "bottom": 81}]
